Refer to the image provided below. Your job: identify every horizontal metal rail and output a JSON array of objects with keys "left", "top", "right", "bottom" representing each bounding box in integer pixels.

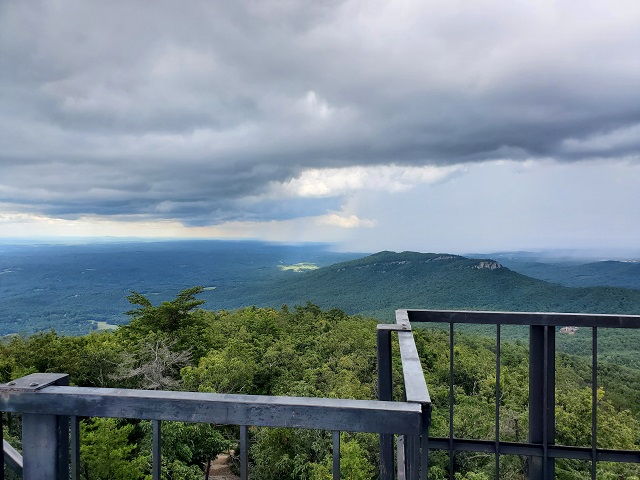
[
  {"left": 406, "top": 309, "right": 640, "bottom": 328},
  {"left": 400, "top": 309, "right": 640, "bottom": 480},
  {"left": 3, "top": 357, "right": 432, "bottom": 480},
  {"left": 426, "top": 438, "right": 640, "bottom": 463},
  {"left": 1, "top": 386, "right": 423, "bottom": 434},
  {"left": 395, "top": 327, "right": 431, "bottom": 404}
]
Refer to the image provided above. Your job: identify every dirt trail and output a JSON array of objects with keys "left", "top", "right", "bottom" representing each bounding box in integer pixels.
[{"left": 206, "top": 451, "right": 240, "bottom": 480}]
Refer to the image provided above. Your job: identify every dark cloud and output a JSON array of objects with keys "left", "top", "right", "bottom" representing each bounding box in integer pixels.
[{"left": 2, "top": 0, "right": 640, "bottom": 225}]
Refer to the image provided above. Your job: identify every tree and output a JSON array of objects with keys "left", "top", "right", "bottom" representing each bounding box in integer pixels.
[
  {"left": 123, "top": 287, "right": 206, "bottom": 335},
  {"left": 311, "top": 435, "right": 375, "bottom": 480},
  {"left": 119, "top": 287, "right": 211, "bottom": 362},
  {"left": 116, "top": 333, "right": 192, "bottom": 390},
  {"left": 80, "top": 418, "right": 145, "bottom": 480},
  {"left": 181, "top": 334, "right": 258, "bottom": 394},
  {"left": 155, "top": 422, "right": 228, "bottom": 472}
]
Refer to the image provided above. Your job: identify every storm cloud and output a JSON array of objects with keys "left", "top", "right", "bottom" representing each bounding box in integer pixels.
[{"left": 1, "top": 0, "right": 640, "bottom": 227}]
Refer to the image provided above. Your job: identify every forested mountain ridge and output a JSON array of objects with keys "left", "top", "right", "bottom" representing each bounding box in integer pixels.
[
  {"left": 3, "top": 243, "right": 640, "bottom": 336},
  {"left": 228, "top": 250, "right": 640, "bottom": 321},
  {"left": 494, "top": 257, "right": 640, "bottom": 290}
]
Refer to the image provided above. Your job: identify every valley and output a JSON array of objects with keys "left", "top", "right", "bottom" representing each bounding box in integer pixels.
[{"left": 2, "top": 240, "right": 640, "bottom": 369}]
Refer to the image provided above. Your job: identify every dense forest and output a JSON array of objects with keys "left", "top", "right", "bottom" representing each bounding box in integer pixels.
[
  {"left": 232, "top": 251, "right": 640, "bottom": 370},
  {"left": 0, "top": 241, "right": 361, "bottom": 335},
  {"left": 2, "top": 288, "right": 639, "bottom": 479},
  {"left": 235, "top": 251, "right": 640, "bottom": 319}
]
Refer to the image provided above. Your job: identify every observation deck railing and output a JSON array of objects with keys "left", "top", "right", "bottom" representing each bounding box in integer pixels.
[
  {"left": 400, "top": 309, "right": 640, "bottom": 480},
  {"left": 3, "top": 309, "right": 640, "bottom": 479},
  {"left": 1, "top": 321, "right": 429, "bottom": 480}
]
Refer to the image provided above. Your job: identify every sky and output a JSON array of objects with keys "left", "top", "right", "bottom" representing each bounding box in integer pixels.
[{"left": 1, "top": 0, "right": 640, "bottom": 254}]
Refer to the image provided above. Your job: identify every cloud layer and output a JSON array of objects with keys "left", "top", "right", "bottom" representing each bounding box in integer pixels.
[{"left": 1, "top": 0, "right": 640, "bottom": 242}]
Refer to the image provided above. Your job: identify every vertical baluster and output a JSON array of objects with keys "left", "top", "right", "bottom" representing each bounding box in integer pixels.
[
  {"left": 542, "top": 326, "right": 555, "bottom": 480},
  {"left": 548, "top": 326, "right": 556, "bottom": 479},
  {"left": 405, "top": 435, "right": 421, "bottom": 480},
  {"left": 449, "top": 323, "right": 454, "bottom": 480},
  {"left": 377, "top": 325, "right": 394, "bottom": 480},
  {"left": 332, "top": 430, "right": 340, "bottom": 480},
  {"left": 152, "top": 420, "right": 161, "bottom": 480},
  {"left": 591, "top": 327, "right": 598, "bottom": 480},
  {"left": 240, "top": 425, "right": 248, "bottom": 480},
  {"left": 542, "top": 327, "right": 549, "bottom": 480},
  {"left": 397, "top": 435, "right": 406, "bottom": 480},
  {"left": 70, "top": 416, "right": 80, "bottom": 480},
  {"left": 496, "top": 324, "right": 501, "bottom": 479}
]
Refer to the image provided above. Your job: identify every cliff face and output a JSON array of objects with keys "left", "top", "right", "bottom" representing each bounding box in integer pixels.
[{"left": 473, "top": 261, "right": 503, "bottom": 270}]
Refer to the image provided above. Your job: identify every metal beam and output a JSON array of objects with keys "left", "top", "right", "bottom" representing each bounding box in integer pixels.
[
  {"left": 1, "top": 385, "right": 423, "bottom": 435},
  {"left": 423, "top": 437, "right": 640, "bottom": 463},
  {"left": 529, "top": 325, "right": 555, "bottom": 479},
  {"left": 405, "top": 309, "right": 640, "bottom": 328},
  {"left": 1, "top": 373, "right": 69, "bottom": 391},
  {"left": 397, "top": 331, "right": 431, "bottom": 405}
]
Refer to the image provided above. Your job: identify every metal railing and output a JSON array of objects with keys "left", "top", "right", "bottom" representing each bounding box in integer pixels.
[
  {"left": 401, "top": 309, "right": 640, "bottom": 479},
  {"left": 4, "top": 309, "right": 640, "bottom": 479},
  {"left": 1, "top": 322, "right": 430, "bottom": 480}
]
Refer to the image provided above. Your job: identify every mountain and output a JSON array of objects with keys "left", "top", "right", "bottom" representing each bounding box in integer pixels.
[
  {"left": 225, "top": 250, "right": 640, "bottom": 368},
  {"left": 226, "top": 251, "right": 640, "bottom": 321},
  {"left": 3, "top": 244, "right": 640, "bottom": 338},
  {"left": 491, "top": 258, "right": 640, "bottom": 290}
]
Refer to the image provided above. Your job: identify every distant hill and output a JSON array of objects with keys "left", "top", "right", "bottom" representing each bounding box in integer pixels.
[
  {"left": 225, "top": 251, "right": 640, "bottom": 321},
  {"left": 492, "top": 258, "right": 640, "bottom": 290},
  {"left": 225, "top": 250, "right": 640, "bottom": 368}
]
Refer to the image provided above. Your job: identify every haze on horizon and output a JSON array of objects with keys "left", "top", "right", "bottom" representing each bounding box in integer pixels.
[{"left": 1, "top": 0, "right": 639, "bottom": 254}]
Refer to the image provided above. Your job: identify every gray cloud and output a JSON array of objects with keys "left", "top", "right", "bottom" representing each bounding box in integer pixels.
[{"left": 2, "top": 0, "right": 640, "bottom": 225}]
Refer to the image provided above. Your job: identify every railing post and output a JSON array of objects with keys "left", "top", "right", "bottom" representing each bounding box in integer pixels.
[
  {"left": 10, "top": 373, "right": 70, "bottom": 480},
  {"left": 377, "top": 324, "right": 396, "bottom": 480},
  {"left": 529, "top": 325, "right": 555, "bottom": 479}
]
